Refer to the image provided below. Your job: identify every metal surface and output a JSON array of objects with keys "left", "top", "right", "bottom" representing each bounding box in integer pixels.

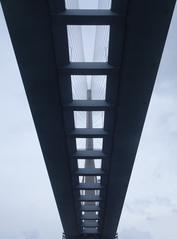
[
  {"left": 76, "top": 183, "right": 102, "bottom": 190},
  {"left": 76, "top": 169, "right": 104, "bottom": 176},
  {"left": 81, "top": 214, "right": 99, "bottom": 220},
  {"left": 52, "top": 10, "right": 123, "bottom": 25},
  {"left": 79, "top": 195, "right": 102, "bottom": 202},
  {"left": 59, "top": 62, "right": 119, "bottom": 75},
  {"left": 83, "top": 221, "right": 99, "bottom": 227},
  {"left": 80, "top": 205, "right": 100, "bottom": 211},
  {"left": 73, "top": 150, "right": 107, "bottom": 159},
  {"left": 64, "top": 100, "right": 111, "bottom": 111},
  {"left": 69, "top": 129, "right": 108, "bottom": 138}
]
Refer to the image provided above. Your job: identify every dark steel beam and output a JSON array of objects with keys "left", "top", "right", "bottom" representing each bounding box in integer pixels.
[
  {"left": 81, "top": 214, "right": 99, "bottom": 220},
  {"left": 63, "top": 100, "right": 111, "bottom": 111},
  {"left": 79, "top": 195, "right": 102, "bottom": 202},
  {"left": 73, "top": 150, "right": 107, "bottom": 159},
  {"left": 83, "top": 228, "right": 98, "bottom": 234},
  {"left": 76, "top": 183, "right": 103, "bottom": 190},
  {"left": 81, "top": 205, "right": 100, "bottom": 211},
  {"left": 76, "top": 169, "right": 104, "bottom": 176},
  {"left": 82, "top": 221, "right": 99, "bottom": 227},
  {"left": 59, "top": 62, "right": 119, "bottom": 75},
  {"left": 52, "top": 10, "right": 124, "bottom": 25},
  {"left": 69, "top": 129, "right": 108, "bottom": 138}
]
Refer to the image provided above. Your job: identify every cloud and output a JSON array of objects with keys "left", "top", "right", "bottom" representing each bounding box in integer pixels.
[
  {"left": 22, "top": 230, "right": 39, "bottom": 239},
  {"left": 120, "top": 227, "right": 153, "bottom": 239}
]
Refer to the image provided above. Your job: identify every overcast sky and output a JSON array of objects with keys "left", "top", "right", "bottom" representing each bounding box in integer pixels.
[{"left": 0, "top": 2, "right": 177, "bottom": 239}]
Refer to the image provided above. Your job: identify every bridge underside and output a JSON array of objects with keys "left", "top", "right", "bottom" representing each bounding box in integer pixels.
[{"left": 1, "top": 0, "right": 176, "bottom": 238}]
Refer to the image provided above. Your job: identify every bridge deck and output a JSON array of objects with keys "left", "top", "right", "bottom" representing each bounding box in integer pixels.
[{"left": 1, "top": 0, "right": 176, "bottom": 238}]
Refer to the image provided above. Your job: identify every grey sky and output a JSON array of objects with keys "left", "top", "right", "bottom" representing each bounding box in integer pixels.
[{"left": 0, "top": 1, "right": 177, "bottom": 239}]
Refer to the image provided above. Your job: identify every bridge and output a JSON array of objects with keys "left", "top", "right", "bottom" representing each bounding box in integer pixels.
[{"left": 1, "top": 0, "right": 176, "bottom": 238}]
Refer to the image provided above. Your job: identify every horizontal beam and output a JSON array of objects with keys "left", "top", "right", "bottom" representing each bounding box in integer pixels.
[
  {"left": 59, "top": 62, "right": 119, "bottom": 75},
  {"left": 78, "top": 195, "right": 102, "bottom": 201},
  {"left": 83, "top": 228, "right": 99, "bottom": 234},
  {"left": 81, "top": 214, "right": 99, "bottom": 220},
  {"left": 76, "top": 183, "right": 102, "bottom": 190},
  {"left": 63, "top": 100, "right": 111, "bottom": 111},
  {"left": 82, "top": 221, "right": 99, "bottom": 227},
  {"left": 52, "top": 10, "right": 124, "bottom": 25},
  {"left": 73, "top": 150, "right": 107, "bottom": 159},
  {"left": 76, "top": 168, "right": 104, "bottom": 176},
  {"left": 81, "top": 205, "right": 100, "bottom": 211},
  {"left": 69, "top": 128, "right": 108, "bottom": 138}
]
